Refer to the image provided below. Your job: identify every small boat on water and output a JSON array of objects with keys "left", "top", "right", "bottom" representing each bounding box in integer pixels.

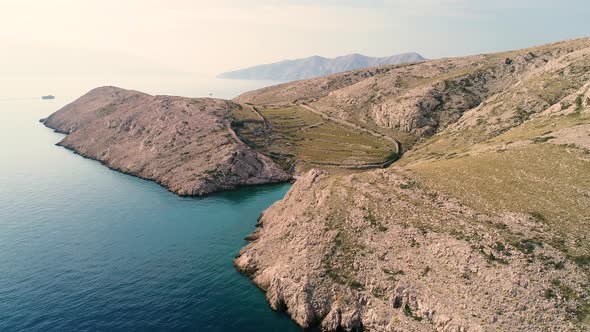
[{"left": 41, "top": 95, "right": 55, "bottom": 100}]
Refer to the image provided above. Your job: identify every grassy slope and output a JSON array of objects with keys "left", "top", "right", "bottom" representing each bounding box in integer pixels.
[{"left": 231, "top": 105, "right": 398, "bottom": 171}]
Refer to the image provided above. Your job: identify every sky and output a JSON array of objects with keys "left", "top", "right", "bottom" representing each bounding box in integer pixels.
[{"left": 0, "top": 0, "right": 589, "bottom": 77}]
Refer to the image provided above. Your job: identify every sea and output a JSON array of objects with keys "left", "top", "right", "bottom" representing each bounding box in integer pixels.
[{"left": 0, "top": 73, "right": 302, "bottom": 331}]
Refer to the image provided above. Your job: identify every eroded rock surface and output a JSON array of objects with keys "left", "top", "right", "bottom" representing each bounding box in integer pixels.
[
  {"left": 41, "top": 86, "right": 290, "bottom": 196},
  {"left": 41, "top": 37, "right": 590, "bottom": 331},
  {"left": 236, "top": 169, "right": 588, "bottom": 331}
]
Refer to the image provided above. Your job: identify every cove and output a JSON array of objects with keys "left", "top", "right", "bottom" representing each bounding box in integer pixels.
[{"left": 0, "top": 98, "right": 300, "bottom": 331}]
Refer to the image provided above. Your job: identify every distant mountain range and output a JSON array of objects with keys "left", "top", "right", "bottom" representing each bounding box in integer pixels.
[{"left": 218, "top": 52, "right": 426, "bottom": 81}]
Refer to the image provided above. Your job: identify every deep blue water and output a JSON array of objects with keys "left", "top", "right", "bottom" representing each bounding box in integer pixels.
[{"left": 0, "top": 92, "right": 300, "bottom": 331}]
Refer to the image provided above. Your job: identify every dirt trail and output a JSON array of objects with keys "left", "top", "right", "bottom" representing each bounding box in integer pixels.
[
  {"left": 299, "top": 103, "right": 403, "bottom": 155},
  {"left": 243, "top": 103, "right": 269, "bottom": 129}
]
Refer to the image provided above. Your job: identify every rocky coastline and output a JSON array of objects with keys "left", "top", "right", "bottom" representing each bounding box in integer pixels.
[
  {"left": 41, "top": 86, "right": 291, "bottom": 196},
  {"left": 41, "top": 37, "right": 590, "bottom": 331},
  {"left": 232, "top": 37, "right": 590, "bottom": 331}
]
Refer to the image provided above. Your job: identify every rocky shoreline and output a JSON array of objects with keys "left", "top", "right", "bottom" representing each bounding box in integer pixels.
[
  {"left": 41, "top": 86, "right": 291, "bottom": 196},
  {"left": 235, "top": 169, "right": 589, "bottom": 331}
]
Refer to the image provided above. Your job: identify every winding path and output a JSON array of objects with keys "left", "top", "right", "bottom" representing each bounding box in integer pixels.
[
  {"left": 244, "top": 103, "right": 269, "bottom": 129},
  {"left": 298, "top": 103, "right": 403, "bottom": 156}
]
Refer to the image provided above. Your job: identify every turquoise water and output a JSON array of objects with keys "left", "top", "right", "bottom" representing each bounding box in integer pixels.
[{"left": 0, "top": 90, "right": 300, "bottom": 330}]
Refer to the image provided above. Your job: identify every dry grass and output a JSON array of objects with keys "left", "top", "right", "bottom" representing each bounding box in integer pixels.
[
  {"left": 231, "top": 105, "right": 397, "bottom": 169},
  {"left": 492, "top": 112, "right": 590, "bottom": 144},
  {"left": 229, "top": 104, "right": 260, "bottom": 121},
  {"left": 409, "top": 143, "right": 590, "bottom": 257}
]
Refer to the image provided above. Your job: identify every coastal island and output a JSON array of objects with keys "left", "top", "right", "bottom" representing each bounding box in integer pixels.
[
  {"left": 42, "top": 37, "right": 590, "bottom": 331},
  {"left": 218, "top": 52, "right": 425, "bottom": 81}
]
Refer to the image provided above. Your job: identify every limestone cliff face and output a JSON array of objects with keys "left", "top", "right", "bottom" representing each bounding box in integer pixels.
[
  {"left": 42, "top": 86, "right": 290, "bottom": 196},
  {"left": 236, "top": 169, "right": 588, "bottom": 331}
]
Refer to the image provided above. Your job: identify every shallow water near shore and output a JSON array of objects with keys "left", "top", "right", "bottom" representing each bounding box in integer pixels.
[{"left": 0, "top": 78, "right": 302, "bottom": 331}]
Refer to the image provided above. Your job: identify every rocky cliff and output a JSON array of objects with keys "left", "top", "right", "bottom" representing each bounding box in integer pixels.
[
  {"left": 41, "top": 86, "right": 290, "bottom": 196},
  {"left": 236, "top": 38, "right": 590, "bottom": 145},
  {"left": 236, "top": 168, "right": 588, "bottom": 331},
  {"left": 236, "top": 38, "right": 590, "bottom": 331}
]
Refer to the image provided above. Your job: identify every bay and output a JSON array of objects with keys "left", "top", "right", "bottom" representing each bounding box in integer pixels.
[{"left": 0, "top": 75, "right": 300, "bottom": 331}]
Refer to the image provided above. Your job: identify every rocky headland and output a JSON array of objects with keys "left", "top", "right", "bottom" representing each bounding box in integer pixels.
[
  {"left": 42, "top": 37, "right": 590, "bottom": 331},
  {"left": 41, "top": 86, "right": 290, "bottom": 196}
]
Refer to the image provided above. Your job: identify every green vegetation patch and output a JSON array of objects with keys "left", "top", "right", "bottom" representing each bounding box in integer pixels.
[
  {"left": 232, "top": 105, "right": 397, "bottom": 169},
  {"left": 403, "top": 303, "right": 423, "bottom": 321}
]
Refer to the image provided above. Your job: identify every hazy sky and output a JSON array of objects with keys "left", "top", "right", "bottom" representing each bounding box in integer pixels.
[{"left": 1, "top": 0, "right": 589, "bottom": 76}]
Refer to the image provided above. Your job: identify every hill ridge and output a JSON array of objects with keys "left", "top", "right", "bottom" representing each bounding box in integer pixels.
[{"left": 218, "top": 52, "right": 425, "bottom": 81}]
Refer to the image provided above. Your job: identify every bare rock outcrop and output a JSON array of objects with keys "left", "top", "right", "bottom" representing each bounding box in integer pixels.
[
  {"left": 41, "top": 86, "right": 291, "bottom": 196},
  {"left": 236, "top": 169, "right": 589, "bottom": 331}
]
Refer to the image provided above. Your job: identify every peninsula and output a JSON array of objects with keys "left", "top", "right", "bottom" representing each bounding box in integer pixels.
[
  {"left": 42, "top": 37, "right": 590, "bottom": 331},
  {"left": 41, "top": 87, "right": 291, "bottom": 196}
]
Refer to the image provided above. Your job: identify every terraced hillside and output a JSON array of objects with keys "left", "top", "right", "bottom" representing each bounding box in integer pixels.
[{"left": 230, "top": 104, "right": 399, "bottom": 172}]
